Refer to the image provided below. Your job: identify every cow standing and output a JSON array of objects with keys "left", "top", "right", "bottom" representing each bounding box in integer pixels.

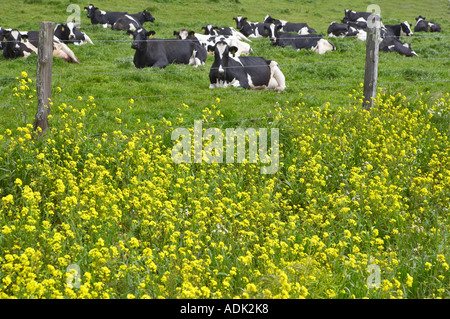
[{"left": 208, "top": 41, "right": 285, "bottom": 92}]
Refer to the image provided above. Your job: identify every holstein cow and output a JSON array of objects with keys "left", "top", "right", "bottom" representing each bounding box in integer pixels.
[
  {"left": 84, "top": 4, "right": 127, "bottom": 28},
  {"left": 174, "top": 29, "right": 252, "bottom": 56},
  {"left": 265, "top": 24, "right": 335, "bottom": 54},
  {"left": 379, "top": 37, "right": 417, "bottom": 57},
  {"left": 128, "top": 28, "right": 206, "bottom": 69},
  {"left": 202, "top": 24, "right": 250, "bottom": 42},
  {"left": 233, "top": 16, "right": 271, "bottom": 38},
  {"left": 327, "top": 22, "right": 361, "bottom": 38},
  {"left": 2, "top": 29, "right": 80, "bottom": 63},
  {"left": 2, "top": 29, "right": 35, "bottom": 59},
  {"left": 208, "top": 41, "right": 285, "bottom": 92},
  {"left": 342, "top": 9, "right": 378, "bottom": 23},
  {"left": 383, "top": 22, "right": 413, "bottom": 38},
  {"left": 263, "top": 15, "right": 317, "bottom": 35},
  {"left": 414, "top": 16, "right": 441, "bottom": 32},
  {"left": 111, "top": 10, "right": 155, "bottom": 31},
  {"left": 54, "top": 22, "right": 94, "bottom": 45}
]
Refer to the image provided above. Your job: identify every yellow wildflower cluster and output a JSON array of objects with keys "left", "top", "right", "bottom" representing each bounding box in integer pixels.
[{"left": 0, "top": 75, "right": 449, "bottom": 299}]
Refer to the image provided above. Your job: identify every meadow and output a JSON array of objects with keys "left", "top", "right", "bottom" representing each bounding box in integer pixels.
[{"left": 0, "top": 0, "right": 449, "bottom": 299}]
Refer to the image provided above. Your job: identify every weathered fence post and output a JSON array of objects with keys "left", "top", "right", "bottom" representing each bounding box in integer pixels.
[
  {"left": 33, "top": 21, "right": 54, "bottom": 136},
  {"left": 363, "top": 14, "right": 381, "bottom": 110}
]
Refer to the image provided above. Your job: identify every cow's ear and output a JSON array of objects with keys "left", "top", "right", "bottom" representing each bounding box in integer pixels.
[
  {"left": 188, "top": 31, "right": 195, "bottom": 38},
  {"left": 214, "top": 26, "right": 219, "bottom": 30},
  {"left": 147, "top": 31, "right": 156, "bottom": 38},
  {"left": 173, "top": 31, "right": 179, "bottom": 37},
  {"left": 243, "top": 17, "right": 247, "bottom": 21},
  {"left": 22, "top": 34, "right": 28, "bottom": 42},
  {"left": 229, "top": 46, "right": 238, "bottom": 57},
  {"left": 84, "top": 7, "right": 88, "bottom": 11},
  {"left": 207, "top": 45, "right": 215, "bottom": 53},
  {"left": 233, "top": 17, "right": 236, "bottom": 21},
  {"left": 276, "top": 24, "right": 283, "bottom": 31}
]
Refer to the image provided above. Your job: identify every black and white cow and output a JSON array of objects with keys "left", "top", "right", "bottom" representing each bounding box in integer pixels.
[
  {"left": 383, "top": 22, "right": 413, "bottom": 38},
  {"left": 111, "top": 10, "right": 155, "bottom": 31},
  {"left": 263, "top": 15, "right": 317, "bottom": 35},
  {"left": 265, "top": 24, "right": 335, "bottom": 54},
  {"left": 84, "top": 4, "right": 127, "bottom": 28},
  {"left": 342, "top": 9, "right": 377, "bottom": 23},
  {"left": 202, "top": 24, "right": 250, "bottom": 42},
  {"left": 174, "top": 29, "right": 252, "bottom": 56},
  {"left": 2, "top": 29, "right": 35, "bottom": 59},
  {"left": 327, "top": 22, "right": 361, "bottom": 38},
  {"left": 54, "top": 23, "right": 94, "bottom": 45},
  {"left": 1, "top": 29, "right": 80, "bottom": 63},
  {"left": 379, "top": 37, "right": 417, "bottom": 57},
  {"left": 233, "top": 16, "right": 271, "bottom": 38},
  {"left": 128, "top": 28, "right": 206, "bottom": 69},
  {"left": 414, "top": 16, "right": 441, "bottom": 32},
  {"left": 208, "top": 41, "right": 285, "bottom": 92}
]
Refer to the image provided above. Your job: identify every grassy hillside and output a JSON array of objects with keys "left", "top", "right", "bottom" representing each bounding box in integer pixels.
[{"left": 0, "top": 0, "right": 449, "bottom": 300}]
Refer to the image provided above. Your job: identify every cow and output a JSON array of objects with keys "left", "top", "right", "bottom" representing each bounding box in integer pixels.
[
  {"left": 128, "top": 28, "right": 206, "bottom": 69},
  {"left": 379, "top": 37, "right": 417, "bottom": 57},
  {"left": 1, "top": 29, "right": 80, "bottom": 63},
  {"left": 263, "top": 15, "right": 317, "bottom": 35},
  {"left": 54, "top": 22, "right": 94, "bottom": 45},
  {"left": 414, "top": 16, "right": 441, "bottom": 32},
  {"left": 327, "top": 22, "right": 360, "bottom": 37},
  {"left": 84, "top": 4, "right": 127, "bottom": 28},
  {"left": 111, "top": 10, "right": 155, "bottom": 31},
  {"left": 342, "top": 9, "right": 378, "bottom": 23},
  {"left": 2, "top": 29, "right": 35, "bottom": 59},
  {"left": 0, "top": 26, "right": 6, "bottom": 50},
  {"left": 174, "top": 29, "right": 252, "bottom": 56},
  {"left": 208, "top": 41, "right": 285, "bottom": 92},
  {"left": 233, "top": 16, "right": 271, "bottom": 38},
  {"left": 202, "top": 24, "right": 251, "bottom": 42},
  {"left": 265, "top": 24, "right": 335, "bottom": 54},
  {"left": 383, "top": 22, "right": 413, "bottom": 38}
]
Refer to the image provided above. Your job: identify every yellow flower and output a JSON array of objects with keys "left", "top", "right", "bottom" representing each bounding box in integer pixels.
[
  {"left": 406, "top": 274, "right": 413, "bottom": 287},
  {"left": 21, "top": 71, "right": 28, "bottom": 78}
]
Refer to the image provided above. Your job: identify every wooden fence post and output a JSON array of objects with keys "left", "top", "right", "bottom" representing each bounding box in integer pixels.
[
  {"left": 33, "top": 21, "right": 54, "bottom": 136},
  {"left": 363, "top": 15, "right": 381, "bottom": 110}
]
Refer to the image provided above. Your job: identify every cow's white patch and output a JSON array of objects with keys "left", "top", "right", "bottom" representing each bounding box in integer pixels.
[
  {"left": 314, "top": 39, "right": 334, "bottom": 54},
  {"left": 298, "top": 27, "right": 309, "bottom": 35}
]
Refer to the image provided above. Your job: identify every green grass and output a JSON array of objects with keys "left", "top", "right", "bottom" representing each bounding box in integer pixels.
[{"left": 0, "top": 0, "right": 449, "bottom": 134}]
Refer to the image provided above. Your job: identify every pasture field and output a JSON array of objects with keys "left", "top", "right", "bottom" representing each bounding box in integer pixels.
[{"left": 0, "top": 0, "right": 449, "bottom": 299}]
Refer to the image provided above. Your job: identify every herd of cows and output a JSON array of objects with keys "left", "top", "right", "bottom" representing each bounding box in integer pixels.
[{"left": 0, "top": 4, "right": 443, "bottom": 92}]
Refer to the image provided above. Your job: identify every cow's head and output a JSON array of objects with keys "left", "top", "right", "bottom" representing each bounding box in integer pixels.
[
  {"left": 203, "top": 25, "right": 218, "bottom": 36},
  {"left": 209, "top": 41, "right": 238, "bottom": 78},
  {"left": 128, "top": 28, "right": 155, "bottom": 50},
  {"left": 142, "top": 10, "right": 155, "bottom": 23},
  {"left": 415, "top": 15, "right": 426, "bottom": 21},
  {"left": 84, "top": 4, "right": 98, "bottom": 19},
  {"left": 264, "top": 15, "right": 276, "bottom": 24},
  {"left": 264, "top": 23, "right": 282, "bottom": 43},
  {"left": 233, "top": 16, "right": 247, "bottom": 30},
  {"left": 3, "top": 29, "right": 26, "bottom": 53},
  {"left": 174, "top": 29, "right": 194, "bottom": 40},
  {"left": 400, "top": 21, "right": 413, "bottom": 36}
]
